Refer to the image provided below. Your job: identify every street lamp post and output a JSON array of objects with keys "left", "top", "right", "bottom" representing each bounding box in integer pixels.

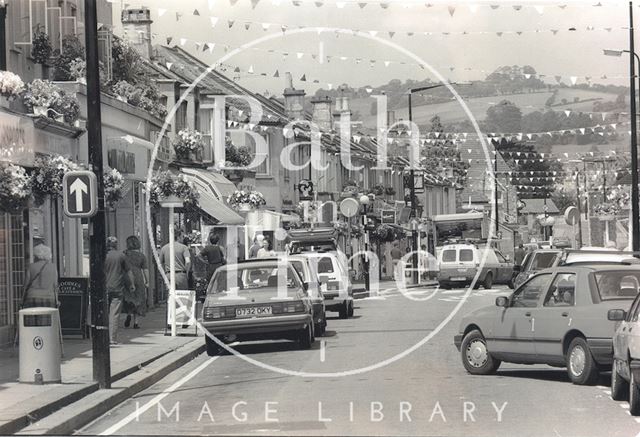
[
  {"left": 359, "top": 194, "right": 370, "bottom": 292},
  {"left": 603, "top": 3, "right": 640, "bottom": 251}
]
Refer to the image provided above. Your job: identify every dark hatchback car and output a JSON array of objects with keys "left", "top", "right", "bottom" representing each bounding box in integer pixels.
[
  {"left": 454, "top": 264, "right": 640, "bottom": 385},
  {"left": 512, "top": 249, "right": 561, "bottom": 290}
]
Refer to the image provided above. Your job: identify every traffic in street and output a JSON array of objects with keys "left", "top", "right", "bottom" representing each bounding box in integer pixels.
[{"left": 80, "top": 281, "right": 640, "bottom": 437}]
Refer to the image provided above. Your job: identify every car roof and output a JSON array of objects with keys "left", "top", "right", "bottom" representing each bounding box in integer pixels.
[
  {"left": 540, "top": 264, "right": 640, "bottom": 273},
  {"left": 229, "top": 259, "right": 289, "bottom": 267}
]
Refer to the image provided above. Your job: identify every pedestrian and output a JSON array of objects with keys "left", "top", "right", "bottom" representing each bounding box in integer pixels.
[
  {"left": 249, "top": 234, "right": 264, "bottom": 259},
  {"left": 159, "top": 229, "right": 191, "bottom": 289},
  {"left": 200, "top": 233, "right": 226, "bottom": 282},
  {"left": 22, "top": 244, "right": 59, "bottom": 308},
  {"left": 105, "top": 237, "right": 133, "bottom": 344},
  {"left": 257, "top": 238, "right": 276, "bottom": 258},
  {"left": 514, "top": 244, "right": 526, "bottom": 266},
  {"left": 390, "top": 242, "right": 403, "bottom": 280},
  {"left": 123, "top": 236, "right": 148, "bottom": 329}
]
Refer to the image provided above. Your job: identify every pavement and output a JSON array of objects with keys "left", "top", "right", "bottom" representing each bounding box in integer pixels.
[
  {"left": 0, "top": 307, "right": 204, "bottom": 435},
  {"left": 73, "top": 284, "right": 640, "bottom": 437}
]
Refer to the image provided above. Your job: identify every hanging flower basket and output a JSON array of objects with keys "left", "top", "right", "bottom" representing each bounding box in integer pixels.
[
  {"left": 172, "top": 129, "right": 204, "bottom": 162},
  {"left": 0, "top": 70, "right": 25, "bottom": 102},
  {"left": 30, "top": 155, "right": 79, "bottom": 206},
  {"left": 0, "top": 164, "right": 32, "bottom": 213},
  {"left": 593, "top": 202, "right": 620, "bottom": 220},
  {"left": 148, "top": 171, "right": 199, "bottom": 209},
  {"left": 227, "top": 190, "right": 266, "bottom": 211},
  {"left": 104, "top": 168, "right": 125, "bottom": 208}
]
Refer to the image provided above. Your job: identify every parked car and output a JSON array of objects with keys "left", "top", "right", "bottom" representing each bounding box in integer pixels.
[
  {"left": 608, "top": 286, "right": 640, "bottom": 414},
  {"left": 512, "top": 249, "right": 562, "bottom": 290},
  {"left": 438, "top": 243, "right": 513, "bottom": 289},
  {"left": 454, "top": 265, "right": 640, "bottom": 384},
  {"left": 288, "top": 254, "right": 328, "bottom": 336},
  {"left": 303, "top": 252, "right": 354, "bottom": 318},
  {"left": 287, "top": 227, "right": 349, "bottom": 273},
  {"left": 201, "top": 259, "right": 315, "bottom": 355}
]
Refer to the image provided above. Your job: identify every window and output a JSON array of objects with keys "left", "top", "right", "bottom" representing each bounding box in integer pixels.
[
  {"left": 442, "top": 250, "right": 456, "bottom": 263},
  {"left": 530, "top": 252, "right": 560, "bottom": 270},
  {"left": 595, "top": 271, "right": 640, "bottom": 300},
  {"left": 495, "top": 251, "right": 507, "bottom": 263},
  {"left": 175, "top": 101, "right": 188, "bottom": 132},
  {"left": 628, "top": 295, "right": 640, "bottom": 322},
  {"left": 544, "top": 273, "right": 576, "bottom": 307},
  {"left": 291, "top": 261, "right": 307, "bottom": 282},
  {"left": 459, "top": 249, "right": 474, "bottom": 262},
  {"left": 511, "top": 273, "right": 551, "bottom": 308}
]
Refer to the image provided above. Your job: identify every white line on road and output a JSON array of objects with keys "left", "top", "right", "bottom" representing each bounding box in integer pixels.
[
  {"left": 320, "top": 340, "right": 326, "bottom": 362},
  {"left": 99, "top": 354, "right": 220, "bottom": 435}
]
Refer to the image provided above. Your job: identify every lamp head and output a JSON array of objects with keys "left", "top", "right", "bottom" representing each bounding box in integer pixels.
[
  {"left": 603, "top": 49, "right": 623, "bottom": 57},
  {"left": 359, "top": 194, "right": 370, "bottom": 205}
]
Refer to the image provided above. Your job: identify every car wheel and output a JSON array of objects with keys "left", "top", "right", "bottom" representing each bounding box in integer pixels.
[
  {"left": 483, "top": 272, "right": 494, "bottom": 290},
  {"left": 460, "top": 329, "right": 501, "bottom": 375},
  {"left": 631, "top": 372, "right": 640, "bottom": 415},
  {"left": 611, "top": 359, "right": 629, "bottom": 401},
  {"left": 298, "top": 324, "right": 313, "bottom": 349},
  {"left": 205, "top": 335, "right": 220, "bottom": 356},
  {"left": 339, "top": 301, "right": 349, "bottom": 319},
  {"left": 566, "top": 337, "right": 599, "bottom": 385},
  {"left": 347, "top": 301, "right": 354, "bottom": 317}
]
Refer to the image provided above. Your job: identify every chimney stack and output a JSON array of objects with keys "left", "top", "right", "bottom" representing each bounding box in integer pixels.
[
  {"left": 283, "top": 72, "right": 305, "bottom": 120},
  {"left": 121, "top": 7, "right": 153, "bottom": 59},
  {"left": 333, "top": 95, "right": 352, "bottom": 139},
  {"left": 310, "top": 96, "right": 332, "bottom": 132}
]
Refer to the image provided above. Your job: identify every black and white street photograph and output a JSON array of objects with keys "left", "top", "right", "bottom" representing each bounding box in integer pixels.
[{"left": 2, "top": 0, "right": 640, "bottom": 436}]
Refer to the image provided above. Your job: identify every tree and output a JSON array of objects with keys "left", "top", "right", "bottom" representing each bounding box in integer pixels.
[{"left": 485, "top": 100, "right": 523, "bottom": 133}]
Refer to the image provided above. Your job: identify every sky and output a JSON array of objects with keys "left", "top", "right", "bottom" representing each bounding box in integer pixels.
[{"left": 110, "top": 0, "right": 632, "bottom": 97}]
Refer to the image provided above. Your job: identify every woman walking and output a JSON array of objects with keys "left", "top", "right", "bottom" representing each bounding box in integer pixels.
[
  {"left": 22, "top": 244, "right": 58, "bottom": 308},
  {"left": 200, "top": 233, "right": 226, "bottom": 283},
  {"left": 123, "top": 236, "right": 148, "bottom": 329}
]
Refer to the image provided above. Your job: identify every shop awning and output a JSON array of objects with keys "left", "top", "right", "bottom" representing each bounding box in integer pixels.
[
  {"left": 181, "top": 169, "right": 244, "bottom": 225},
  {"left": 245, "top": 210, "right": 300, "bottom": 231},
  {"left": 196, "top": 189, "right": 244, "bottom": 225},
  {"left": 181, "top": 168, "right": 237, "bottom": 200}
]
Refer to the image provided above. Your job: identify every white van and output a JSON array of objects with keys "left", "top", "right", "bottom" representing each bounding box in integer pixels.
[{"left": 437, "top": 243, "right": 513, "bottom": 289}]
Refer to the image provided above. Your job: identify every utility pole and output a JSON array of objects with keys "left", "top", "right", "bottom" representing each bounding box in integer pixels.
[
  {"left": 630, "top": 0, "right": 640, "bottom": 251},
  {"left": 0, "top": 4, "right": 7, "bottom": 71},
  {"left": 575, "top": 170, "right": 583, "bottom": 248},
  {"left": 407, "top": 93, "right": 418, "bottom": 285},
  {"left": 494, "top": 147, "right": 499, "bottom": 236},
  {"left": 84, "top": 0, "right": 110, "bottom": 388}
]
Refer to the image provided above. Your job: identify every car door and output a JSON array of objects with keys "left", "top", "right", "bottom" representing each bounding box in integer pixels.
[
  {"left": 489, "top": 273, "right": 552, "bottom": 359},
  {"left": 533, "top": 272, "right": 577, "bottom": 362},
  {"left": 494, "top": 251, "right": 511, "bottom": 283},
  {"left": 614, "top": 294, "right": 640, "bottom": 364}
]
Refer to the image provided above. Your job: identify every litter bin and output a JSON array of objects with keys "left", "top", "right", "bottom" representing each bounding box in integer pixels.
[{"left": 19, "top": 307, "right": 61, "bottom": 384}]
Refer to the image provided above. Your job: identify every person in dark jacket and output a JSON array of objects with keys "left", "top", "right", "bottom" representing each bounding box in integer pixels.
[{"left": 200, "top": 233, "right": 226, "bottom": 282}]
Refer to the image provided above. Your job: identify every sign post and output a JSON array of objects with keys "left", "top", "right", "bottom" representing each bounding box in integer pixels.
[{"left": 84, "top": 0, "right": 110, "bottom": 389}]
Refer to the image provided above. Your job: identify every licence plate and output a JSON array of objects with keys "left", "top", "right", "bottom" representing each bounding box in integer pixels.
[
  {"left": 451, "top": 277, "right": 467, "bottom": 281},
  {"left": 235, "top": 306, "right": 272, "bottom": 317}
]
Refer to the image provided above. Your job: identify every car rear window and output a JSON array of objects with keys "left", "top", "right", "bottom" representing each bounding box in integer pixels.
[
  {"left": 459, "top": 249, "right": 474, "bottom": 262},
  {"left": 208, "top": 265, "right": 302, "bottom": 295},
  {"left": 594, "top": 271, "right": 640, "bottom": 300},
  {"left": 290, "top": 261, "right": 306, "bottom": 281},
  {"left": 530, "top": 252, "right": 559, "bottom": 270},
  {"left": 442, "top": 250, "right": 456, "bottom": 263}
]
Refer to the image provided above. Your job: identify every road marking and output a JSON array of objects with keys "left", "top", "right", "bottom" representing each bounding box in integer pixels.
[
  {"left": 320, "top": 340, "right": 326, "bottom": 362},
  {"left": 99, "top": 354, "right": 221, "bottom": 435}
]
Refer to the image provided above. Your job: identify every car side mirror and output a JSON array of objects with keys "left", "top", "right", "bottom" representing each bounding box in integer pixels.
[
  {"left": 608, "top": 309, "right": 627, "bottom": 321},
  {"left": 302, "top": 282, "right": 309, "bottom": 292},
  {"left": 495, "top": 296, "right": 509, "bottom": 308}
]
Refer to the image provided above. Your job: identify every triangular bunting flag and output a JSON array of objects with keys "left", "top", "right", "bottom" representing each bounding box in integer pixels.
[
  {"left": 570, "top": 76, "right": 577, "bottom": 85},
  {"left": 166, "top": 37, "right": 173, "bottom": 45},
  {"left": 193, "top": 9, "right": 200, "bottom": 15},
  {"left": 166, "top": 62, "right": 173, "bottom": 70},
  {"left": 448, "top": 5, "right": 455, "bottom": 16},
  {"left": 300, "top": 74, "right": 306, "bottom": 81},
  {"left": 273, "top": 70, "right": 279, "bottom": 77},
  {"left": 251, "top": 0, "right": 260, "bottom": 8},
  {"left": 210, "top": 17, "right": 219, "bottom": 27}
]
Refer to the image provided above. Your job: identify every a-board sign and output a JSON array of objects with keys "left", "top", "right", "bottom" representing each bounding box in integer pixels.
[{"left": 58, "top": 277, "right": 88, "bottom": 337}]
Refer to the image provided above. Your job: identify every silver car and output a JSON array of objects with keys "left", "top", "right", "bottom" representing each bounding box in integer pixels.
[
  {"left": 289, "top": 255, "right": 328, "bottom": 336},
  {"left": 202, "top": 260, "right": 315, "bottom": 355},
  {"left": 454, "top": 265, "right": 640, "bottom": 385}
]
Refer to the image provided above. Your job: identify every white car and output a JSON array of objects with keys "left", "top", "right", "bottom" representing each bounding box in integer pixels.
[
  {"left": 303, "top": 252, "right": 354, "bottom": 318},
  {"left": 288, "top": 254, "right": 328, "bottom": 336},
  {"left": 437, "top": 243, "right": 513, "bottom": 289}
]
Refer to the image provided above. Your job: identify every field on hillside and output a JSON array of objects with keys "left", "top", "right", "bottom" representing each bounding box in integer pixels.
[{"left": 352, "top": 88, "right": 620, "bottom": 131}]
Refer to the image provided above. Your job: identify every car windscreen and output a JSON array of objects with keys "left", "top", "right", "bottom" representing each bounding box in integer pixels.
[
  {"left": 442, "top": 249, "right": 456, "bottom": 263},
  {"left": 530, "top": 252, "right": 559, "bottom": 270},
  {"left": 459, "top": 249, "right": 474, "bottom": 262},
  {"left": 208, "top": 265, "right": 302, "bottom": 295},
  {"left": 594, "top": 271, "right": 640, "bottom": 300}
]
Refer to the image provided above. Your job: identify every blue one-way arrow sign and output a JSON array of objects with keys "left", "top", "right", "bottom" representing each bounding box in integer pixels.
[{"left": 63, "top": 171, "right": 98, "bottom": 218}]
